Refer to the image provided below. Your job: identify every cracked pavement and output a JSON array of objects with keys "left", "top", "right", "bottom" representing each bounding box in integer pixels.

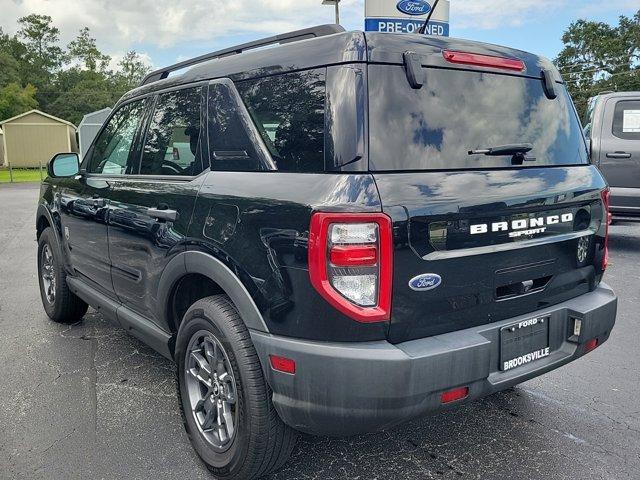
[{"left": 1, "top": 183, "right": 639, "bottom": 479}]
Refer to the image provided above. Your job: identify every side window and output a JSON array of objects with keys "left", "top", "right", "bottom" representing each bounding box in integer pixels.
[
  {"left": 612, "top": 100, "right": 640, "bottom": 141},
  {"left": 140, "top": 87, "right": 204, "bottom": 176},
  {"left": 86, "top": 101, "right": 146, "bottom": 174},
  {"left": 236, "top": 69, "right": 326, "bottom": 172},
  {"left": 207, "top": 82, "right": 269, "bottom": 172}
]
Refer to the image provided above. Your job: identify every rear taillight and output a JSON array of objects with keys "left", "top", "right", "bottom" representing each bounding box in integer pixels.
[
  {"left": 601, "top": 188, "right": 611, "bottom": 271},
  {"left": 442, "top": 50, "right": 525, "bottom": 72},
  {"left": 308, "top": 213, "right": 393, "bottom": 323}
]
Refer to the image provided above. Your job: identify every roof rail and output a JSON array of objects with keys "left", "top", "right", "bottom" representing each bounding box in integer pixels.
[{"left": 140, "top": 24, "right": 346, "bottom": 86}]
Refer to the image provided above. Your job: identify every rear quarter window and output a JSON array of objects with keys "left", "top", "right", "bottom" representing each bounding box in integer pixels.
[
  {"left": 368, "top": 66, "right": 589, "bottom": 171},
  {"left": 236, "top": 69, "right": 326, "bottom": 172}
]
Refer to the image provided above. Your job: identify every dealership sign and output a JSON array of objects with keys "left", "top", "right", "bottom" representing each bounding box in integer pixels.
[{"left": 365, "top": 0, "right": 450, "bottom": 36}]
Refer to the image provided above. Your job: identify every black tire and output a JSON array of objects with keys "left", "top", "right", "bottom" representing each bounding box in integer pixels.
[
  {"left": 37, "top": 227, "right": 88, "bottom": 323},
  {"left": 176, "top": 295, "right": 297, "bottom": 480}
]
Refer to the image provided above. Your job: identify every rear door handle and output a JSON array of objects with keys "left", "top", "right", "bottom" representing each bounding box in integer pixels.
[
  {"left": 606, "top": 152, "right": 632, "bottom": 159},
  {"left": 148, "top": 208, "right": 178, "bottom": 222}
]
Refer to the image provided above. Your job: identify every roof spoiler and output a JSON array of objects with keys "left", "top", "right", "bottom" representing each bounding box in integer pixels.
[{"left": 139, "top": 24, "right": 346, "bottom": 86}]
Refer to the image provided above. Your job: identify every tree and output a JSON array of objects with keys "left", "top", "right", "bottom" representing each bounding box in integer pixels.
[
  {"left": 68, "top": 27, "right": 110, "bottom": 72},
  {"left": 1, "top": 16, "right": 152, "bottom": 125},
  {"left": 112, "top": 51, "right": 151, "bottom": 93},
  {"left": 0, "top": 83, "right": 38, "bottom": 121},
  {"left": 15, "top": 14, "right": 66, "bottom": 110},
  {"left": 16, "top": 14, "right": 65, "bottom": 69},
  {"left": 0, "top": 52, "right": 20, "bottom": 87},
  {"left": 0, "top": 27, "right": 28, "bottom": 73},
  {"left": 556, "top": 10, "right": 640, "bottom": 119},
  {"left": 49, "top": 71, "right": 114, "bottom": 125}
]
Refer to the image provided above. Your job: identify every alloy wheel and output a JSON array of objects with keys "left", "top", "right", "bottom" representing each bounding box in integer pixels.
[
  {"left": 185, "top": 330, "right": 238, "bottom": 451},
  {"left": 41, "top": 244, "right": 56, "bottom": 304}
]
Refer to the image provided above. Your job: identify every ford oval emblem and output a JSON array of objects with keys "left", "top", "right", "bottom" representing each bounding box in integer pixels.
[
  {"left": 396, "top": 0, "right": 432, "bottom": 16},
  {"left": 409, "top": 273, "right": 442, "bottom": 291}
]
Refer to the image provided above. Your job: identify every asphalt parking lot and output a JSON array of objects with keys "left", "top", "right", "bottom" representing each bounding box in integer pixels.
[{"left": 1, "top": 182, "right": 639, "bottom": 480}]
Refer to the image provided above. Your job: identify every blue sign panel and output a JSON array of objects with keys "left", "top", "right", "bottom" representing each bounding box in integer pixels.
[
  {"left": 396, "top": 0, "right": 431, "bottom": 16},
  {"left": 364, "top": 18, "right": 449, "bottom": 36}
]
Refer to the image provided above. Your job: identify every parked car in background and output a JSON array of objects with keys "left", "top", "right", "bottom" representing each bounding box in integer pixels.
[
  {"left": 37, "top": 25, "right": 617, "bottom": 480},
  {"left": 585, "top": 91, "right": 640, "bottom": 220}
]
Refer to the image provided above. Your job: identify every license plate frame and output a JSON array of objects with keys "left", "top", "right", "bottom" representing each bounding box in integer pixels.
[{"left": 500, "top": 316, "right": 550, "bottom": 371}]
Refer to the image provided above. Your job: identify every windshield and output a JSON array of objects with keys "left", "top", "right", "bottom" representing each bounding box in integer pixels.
[{"left": 368, "top": 66, "right": 589, "bottom": 171}]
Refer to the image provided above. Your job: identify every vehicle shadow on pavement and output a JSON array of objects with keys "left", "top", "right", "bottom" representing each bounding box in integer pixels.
[
  {"left": 44, "top": 310, "right": 603, "bottom": 480},
  {"left": 266, "top": 388, "right": 579, "bottom": 480},
  {"left": 15, "top": 301, "right": 627, "bottom": 480}
]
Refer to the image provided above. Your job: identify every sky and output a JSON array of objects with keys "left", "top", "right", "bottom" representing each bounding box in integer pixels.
[{"left": 0, "top": 0, "right": 638, "bottom": 71}]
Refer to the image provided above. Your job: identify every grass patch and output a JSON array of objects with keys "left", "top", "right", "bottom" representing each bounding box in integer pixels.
[{"left": 0, "top": 168, "right": 44, "bottom": 183}]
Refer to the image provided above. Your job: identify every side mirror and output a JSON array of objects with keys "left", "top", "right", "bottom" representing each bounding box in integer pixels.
[{"left": 48, "top": 153, "right": 80, "bottom": 178}]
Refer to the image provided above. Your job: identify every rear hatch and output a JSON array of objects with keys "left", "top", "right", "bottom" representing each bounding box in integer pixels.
[{"left": 365, "top": 35, "right": 608, "bottom": 343}]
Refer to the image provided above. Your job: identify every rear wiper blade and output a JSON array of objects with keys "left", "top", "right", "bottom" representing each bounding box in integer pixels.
[{"left": 468, "top": 143, "right": 533, "bottom": 156}]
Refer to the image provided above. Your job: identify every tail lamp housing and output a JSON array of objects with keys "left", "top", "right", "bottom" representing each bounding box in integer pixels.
[
  {"left": 601, "top": 188, "right": 611, "bottom": 271},
  {"left": 308, "top": 213, "right": 393, "bottom": 323}
]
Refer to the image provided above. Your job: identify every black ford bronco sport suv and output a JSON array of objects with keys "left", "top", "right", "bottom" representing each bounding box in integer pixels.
[{"left": 37, "top": 25, "right": 617, "bottom": 479}]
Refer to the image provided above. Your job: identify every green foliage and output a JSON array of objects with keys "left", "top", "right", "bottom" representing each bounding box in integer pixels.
[
  {"left": 49, "top": 71, "right": 115, "bottom": 125},
  {"left": 16, "top": 14, "right": 65, "bottom": 72},
  {"left": 0, "top": 52, "right": 20, "bottom": 86},
  {"left": 0, "top": 83, "right": 38, "bottom": 121},
  {"left": 556, "top": 10, "right": 640, "bottom": 119},
  {"left": 111, "top": 51, "right": 152, "bottom": 93},
  {"left": 0, "top": 18, "right": 150, "bottom": 125},
  {"left": 68, "top": 27, "right": 110, "bottom": 72}
]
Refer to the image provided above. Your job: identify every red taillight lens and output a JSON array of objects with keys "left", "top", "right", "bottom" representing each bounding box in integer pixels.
[
  {"left": 441, "top": 386, "right": 469, "bottom": 404},
  {"left": 308, "top": 213, "right": 393, "bottom": 323},
  {"left": 443, "top": 50, "right": 525, "bottom": 72},
  {"left": 584, "top": 338, "right": 599, "bottom": 353},
  {"left": 269, "top": 355, "right": 296, "bottom": 374},
  {"left": 330, "top": 245, "right": 378, "bottom": 267},
  {"left": 601, "top": 188, "right": 610, "bottom": 271}
]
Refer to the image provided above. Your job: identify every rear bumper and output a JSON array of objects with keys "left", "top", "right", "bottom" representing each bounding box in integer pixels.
[
  {"left": 611, "top": 186, "right": 640, "bottom": 218},
  {"left": 251, "top": 283, "right": 617, "bottom": 436}
]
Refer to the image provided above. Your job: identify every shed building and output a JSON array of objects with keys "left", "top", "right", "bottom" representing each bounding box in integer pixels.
[
  {"left": 0, "top": 110, "right": 77, "bottom": 168},
  {"left": 78, "top": 107, "right": 111, "bottom": 159}
]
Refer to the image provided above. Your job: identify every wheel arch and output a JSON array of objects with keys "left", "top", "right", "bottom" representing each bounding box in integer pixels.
[
  {"left": 36, "top": 204, "right": 56, "bottom": 240},
  {"left": 158, "top": 250, "right": 269, "bottom": 336}
]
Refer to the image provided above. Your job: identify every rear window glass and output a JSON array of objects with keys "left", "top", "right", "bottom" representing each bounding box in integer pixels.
[
  {"left": 368, "top": 66, "right": 589, "bottom": 171},
  {"left": 236, "top": 69, "right": 325, "bottom": 172},
  {"left": 612, "top": 100, "right": 640, "bottom": 140}
]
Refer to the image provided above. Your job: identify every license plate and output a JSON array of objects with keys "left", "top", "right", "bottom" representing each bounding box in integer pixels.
[{"left": 500, "top": 316, "right": 550, "bottom": 371}]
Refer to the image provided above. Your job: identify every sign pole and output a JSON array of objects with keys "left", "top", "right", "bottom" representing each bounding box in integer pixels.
[{"left": 322, "top": 0, "right": 341, "bottom": 25}]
